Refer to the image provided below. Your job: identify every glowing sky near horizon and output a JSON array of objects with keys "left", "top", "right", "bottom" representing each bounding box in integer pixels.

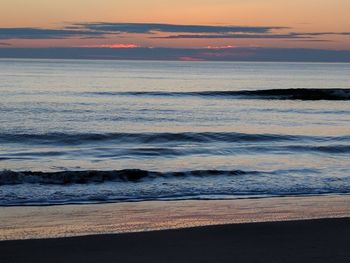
[{"left": 1, "top": 0, "right": 350, "bottom": 49}]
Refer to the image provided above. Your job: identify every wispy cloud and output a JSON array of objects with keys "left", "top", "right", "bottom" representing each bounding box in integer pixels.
[
  {"left": 153, "top": 32, "right": 350, "bottom": 40},
  {"left": 73, "top": 22, "right": 284, "bottom": 34},
  {"left": 76, "top": 43, "right": 140, "bottom": 48},
  {"left": 153, "top": 33, "right": 308, "bottom": 39},
  {"left": 206, "top": 45, "right": 236, "bottom": 49},
  {"left": 0, "top": 27, "right": 107, "bottom": 40}
]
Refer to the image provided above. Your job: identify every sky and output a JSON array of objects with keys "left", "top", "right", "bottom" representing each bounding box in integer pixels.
[{"left": 1, "top": 0, "right": 350, "bottom": 61}]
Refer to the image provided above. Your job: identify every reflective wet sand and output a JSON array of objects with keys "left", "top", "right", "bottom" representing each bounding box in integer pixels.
[{"left": 1, "top": 195, "right": 350, "bottom": 240}]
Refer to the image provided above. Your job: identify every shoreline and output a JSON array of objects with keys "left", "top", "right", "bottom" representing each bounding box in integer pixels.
[
  {"left": 1, "top": 193, "right": 348, "bottom": 207},
  {"left": 1, "top": 194, "right": 350, "bottom": 241},
  {"left": 1, "top": 217, "right": 350, "bottom": 263}
]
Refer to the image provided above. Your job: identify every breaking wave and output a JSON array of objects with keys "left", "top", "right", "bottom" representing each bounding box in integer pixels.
[
  {"left": 0, "top": 169, "right": 255, "bottom": 185},
  {"left": 88, "top": 88, "right": 350, "bottom": 100}
]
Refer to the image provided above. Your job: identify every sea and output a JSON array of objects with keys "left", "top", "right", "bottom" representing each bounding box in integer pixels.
[{"left": 0, "top": 59, "right": 349, "bottom": 206}]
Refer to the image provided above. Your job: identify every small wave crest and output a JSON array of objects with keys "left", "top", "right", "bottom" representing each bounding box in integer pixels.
[
  {"left": 88, "top": 88, "right": 350, "bottom": 100},
  {"left": 1, "top": 132, "right": 344, "bottom": 145},
  {"left": 0, "top": 169, "right": 254, "bottom": 185}
]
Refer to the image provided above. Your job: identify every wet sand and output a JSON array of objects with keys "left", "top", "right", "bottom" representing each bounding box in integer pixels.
[
  {"left": 1, "top": 195, "right": 350, "bottom": 241},
  {"left": 1, "top": 217, "right": 350, "bottom": 263}
]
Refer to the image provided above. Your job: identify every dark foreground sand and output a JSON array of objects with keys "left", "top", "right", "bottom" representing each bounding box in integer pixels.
[{"left": 1, "top": 217, "right": 350, "bottom": 263}]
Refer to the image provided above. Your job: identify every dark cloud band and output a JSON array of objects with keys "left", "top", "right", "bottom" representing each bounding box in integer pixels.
[
  {"left": 74, "top": 22, "right": 284, "bottom": 34},
  {"left": 153, "top": 33, "right": 309, "bottom": 39},
  {"left": 1, "top": 47, "right": 350, "bottom": 62},
  {"left": 0, "top": 23, "right": 285, "bottom": 40},
  {"left": 0, "top": 23, "right": 349, "bottom": 41},
  {"left": 153, "top": 32, "right": 350, "bottom": 40},
  {"left": 0, "top": 27, "right": 107, "bottom": 40}
]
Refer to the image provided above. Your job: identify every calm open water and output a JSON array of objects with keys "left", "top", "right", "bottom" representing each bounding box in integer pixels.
[{"left": 0, "top": 59, "right": 349, "bottom": 205}]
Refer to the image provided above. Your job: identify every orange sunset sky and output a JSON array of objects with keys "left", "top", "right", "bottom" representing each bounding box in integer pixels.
[{"left": 1, "top": 0, "right": 350, "bottom": 50}]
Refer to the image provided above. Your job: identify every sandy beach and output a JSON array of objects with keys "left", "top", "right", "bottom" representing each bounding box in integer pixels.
[{"left": 1, "top": 195, "right": 350, "bottom": 262}]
